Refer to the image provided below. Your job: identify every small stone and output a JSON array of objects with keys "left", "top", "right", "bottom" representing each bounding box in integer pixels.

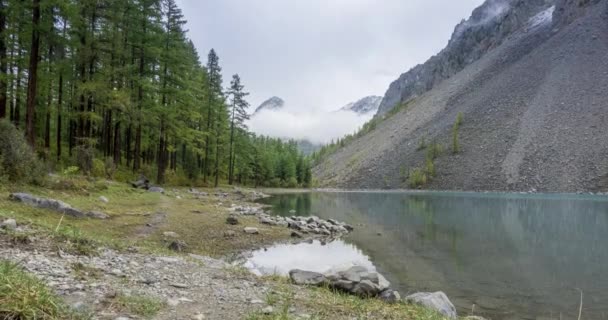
[
  {"left": 168, "top": 240, "right": 188, "bottom": 252},
  {"left": 260, "top": 217, "right": 276, "bottom": 225},
  {"left": 192, "top": 314, "right": 205, "bottom": 320},
  {"left": 244, "top": 227, "right": 259, "bottom": 234},
  {"left": 226, "top": 214, "right": 239, "bottom": 225},
  {"left": 99, "top": 196, "right": 109, "bottom": 203},
  {"left": 379, "top": 289, "right": 401, "bottom": 304},
  {"left": 223, "top": 230, "right": 236, "bottom": 238},
  {"left": 249, "top": 299, "right": 264, "bottom": 304},
  {"left": 290, "top": 231, "right": 303, "bottom": 238},
  {"left": 405, "top": 291, "right": 457, "bottom": 319},
  {"left": 86, "top": 211, "right": 109, "bottom": 219},
  {"left": 170, "top": 282, "right": 190, "bottom": 289},
  {"left": 167, "top": 298, "right": 180, "bottom": 307},
  {"left": 262, "top": 306, "right": 274, "bottom": 315},
  {"left": 163, "top": 231, "right": 179, "bottom": 238},
  {"left": 109, "top": 269, "right": 123, "bottom": 277},
  {"left": 0, "top": 219, "right": 17, "bottom": 230},
  {"left": 148, "top": 187, "right": 165, "bottom": 193},
  {"left": 115, "top": 317, "right": 131, "bottom": 320}
]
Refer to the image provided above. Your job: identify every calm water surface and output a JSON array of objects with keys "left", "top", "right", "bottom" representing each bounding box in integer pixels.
[{"left": 255, "top": 191, "right": 608, "bottom": 320}]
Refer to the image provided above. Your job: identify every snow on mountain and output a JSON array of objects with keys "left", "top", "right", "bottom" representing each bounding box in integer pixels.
[{"left": 339, "top": 96, "right": 383, "bottom": 115}]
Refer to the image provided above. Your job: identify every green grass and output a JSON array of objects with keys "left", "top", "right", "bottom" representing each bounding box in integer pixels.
[
  {"left": 0, "top": 261, "right": 88, "bottom": 320},
  {"left": 0, "top": 175, "right": 292, "bottom": 257},
  {"left": 249, "top": 276, "right": 452, "bottom": 320},
  {"left": 110, "top": 294, "right": 165, "bottom": 318}
]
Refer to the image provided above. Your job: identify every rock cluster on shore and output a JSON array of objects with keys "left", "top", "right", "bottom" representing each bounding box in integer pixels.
[
  {"left": 228, "top": 204, "right": 354, "bottom": 238},
  {"left": 288, "top": 265, "right": 459, "bottom": 318},
  {"left": 261, "top": 214, "right": 354, "bottom": 237}
]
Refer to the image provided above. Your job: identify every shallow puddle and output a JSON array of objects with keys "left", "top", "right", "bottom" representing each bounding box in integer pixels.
[{"left": 244, "top": 239, "right": 376, "bottom": 276}]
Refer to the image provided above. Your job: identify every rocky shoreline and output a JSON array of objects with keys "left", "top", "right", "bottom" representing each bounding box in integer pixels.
[{"left": 222, "top": 201, "right": 471, "bottom": 319}]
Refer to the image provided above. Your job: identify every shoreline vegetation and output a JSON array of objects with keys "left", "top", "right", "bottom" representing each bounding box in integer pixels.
[{"left": 1, "top": 174, "right": 478, "bottom": 320}]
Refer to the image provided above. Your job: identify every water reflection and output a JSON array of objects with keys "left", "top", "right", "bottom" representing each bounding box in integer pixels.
[
  {"left": 259, "top": 192, "right": 608, "bottom": 320},
  {"left": 244, "top": 239, "right": 376, "bottom": 276}
]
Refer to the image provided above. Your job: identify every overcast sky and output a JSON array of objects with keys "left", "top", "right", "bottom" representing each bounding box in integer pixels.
[
  {"left": 176, "top": 0, "right": 484, "bottom": 110},
  {"left": 175, "top": 0, "right": 485, "bottom": 142}
]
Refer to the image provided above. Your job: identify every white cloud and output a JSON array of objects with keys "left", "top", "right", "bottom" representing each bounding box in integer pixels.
[{"left": 248, "top": 110, "right": 372, "bottom": 145}]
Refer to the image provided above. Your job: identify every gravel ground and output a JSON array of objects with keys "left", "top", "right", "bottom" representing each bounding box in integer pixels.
[
  {"left": 314, "top": 2, "right": 608, "bottom": 193},
  {"left": 0, "top": 231, "right": 313, "bottom": 320}
]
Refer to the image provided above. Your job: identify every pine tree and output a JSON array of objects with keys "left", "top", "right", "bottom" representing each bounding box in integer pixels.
[
  {"left": 227, "top": 74, "right": 249, "bottom": 185},
  {"left": 24, "top": 0, "right": 41, "bottom": 147}
]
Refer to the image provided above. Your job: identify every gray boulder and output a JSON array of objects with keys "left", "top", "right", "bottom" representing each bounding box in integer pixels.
[
  {"left": 1, "top": 218, "right": 17, "bottom": 230},
  {"left": 324, "top": 266, "right": 390, "bottom": 297},
  {"left": 148, "top": 187, "right": 165, "bottom": 193},
  {"left": 244, "top": 227, "right": 259, "bottom": 234},
  {"left": 405, "top": 291, "right": 457, "bottom": 319},
  {"left": 351, "top": 280, "right": 378, "bottom": 297},
  {"left": 9, "top": 193, "right": 94, "bottom": 218},
  {"left": 289, "top": 270, "right": 327, "bottom": 286},
  {"left": 131, "top": 176, "right": 150, "bottom": 189},
  {"left": 99, "top": 196, "right": 109, "bottom": 203}
]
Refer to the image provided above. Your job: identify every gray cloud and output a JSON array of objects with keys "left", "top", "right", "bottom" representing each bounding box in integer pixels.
[{"left": 176, "top": 0, "right": 485, "bottom": 138}]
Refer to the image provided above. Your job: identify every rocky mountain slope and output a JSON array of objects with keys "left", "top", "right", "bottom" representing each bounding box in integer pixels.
[
  {"left": 340, "top": 96, "right": 383, "bottom": 115},
  {"left": 377, "top": 0, "right": 556, "bottom": 116},
  {"left": 314, "top": 0, "right": 608, "bottom": 193},
  {"left": 253, "top": 96, "right": 285, "bottom": 115}
]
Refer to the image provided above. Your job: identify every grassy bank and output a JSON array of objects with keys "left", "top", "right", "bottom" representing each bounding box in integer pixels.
[{"left": 0, "top": 177, "right": 290, "bottom": 257}]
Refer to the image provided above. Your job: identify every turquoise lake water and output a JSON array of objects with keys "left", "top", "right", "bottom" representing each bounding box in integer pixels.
[{"left": 257, "top": 191, "right": 608, "bottom": 320}]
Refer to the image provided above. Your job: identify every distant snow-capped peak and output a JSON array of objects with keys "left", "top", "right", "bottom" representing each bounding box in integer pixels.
[{"left": 339, "top": 96, "right": 383, "bottom": 115}]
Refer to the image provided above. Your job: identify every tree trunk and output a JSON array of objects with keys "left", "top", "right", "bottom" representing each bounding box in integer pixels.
[
  {"left": 44, "top": 46, "right": 53, "bottom": 151},
  {"left": 125, "top": 124, "right": 132, "bottom": 167},
  {"left": 156, "top": 119, "right": 166, "bottom": 184},
  {"left": 8, "top": 34, "right": 14, "bottom": 122},
  {"left": 203, "top": 97, "right": 213, "bottom": 182},
  {"left": 113, "top": 121, "right": 121, "bottom": 164},
  {"left": 0, "top": 1, "right": 7, "bottom": 119},
  {"left": 56, "top": 73, "right": 63, "bottom": 160},
  {"left": 25, "top": 0, "right": 41, "bottom": 147},
  {"left": 133, "top": 124, "right": 141, "bottom": 171},
  {"left": 13, "top": 61, "right": 21, "bottom": 127},
  {"left": 228, "top": 103, "right": 236, "bottom": 185},
  {"left": 134, "top": 12, "right": 146, "bottom": 172}
]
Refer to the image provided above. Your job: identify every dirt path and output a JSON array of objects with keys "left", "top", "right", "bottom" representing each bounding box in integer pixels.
[{"left": 133, "top": 211, "right": 167, "bottom": 238}]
